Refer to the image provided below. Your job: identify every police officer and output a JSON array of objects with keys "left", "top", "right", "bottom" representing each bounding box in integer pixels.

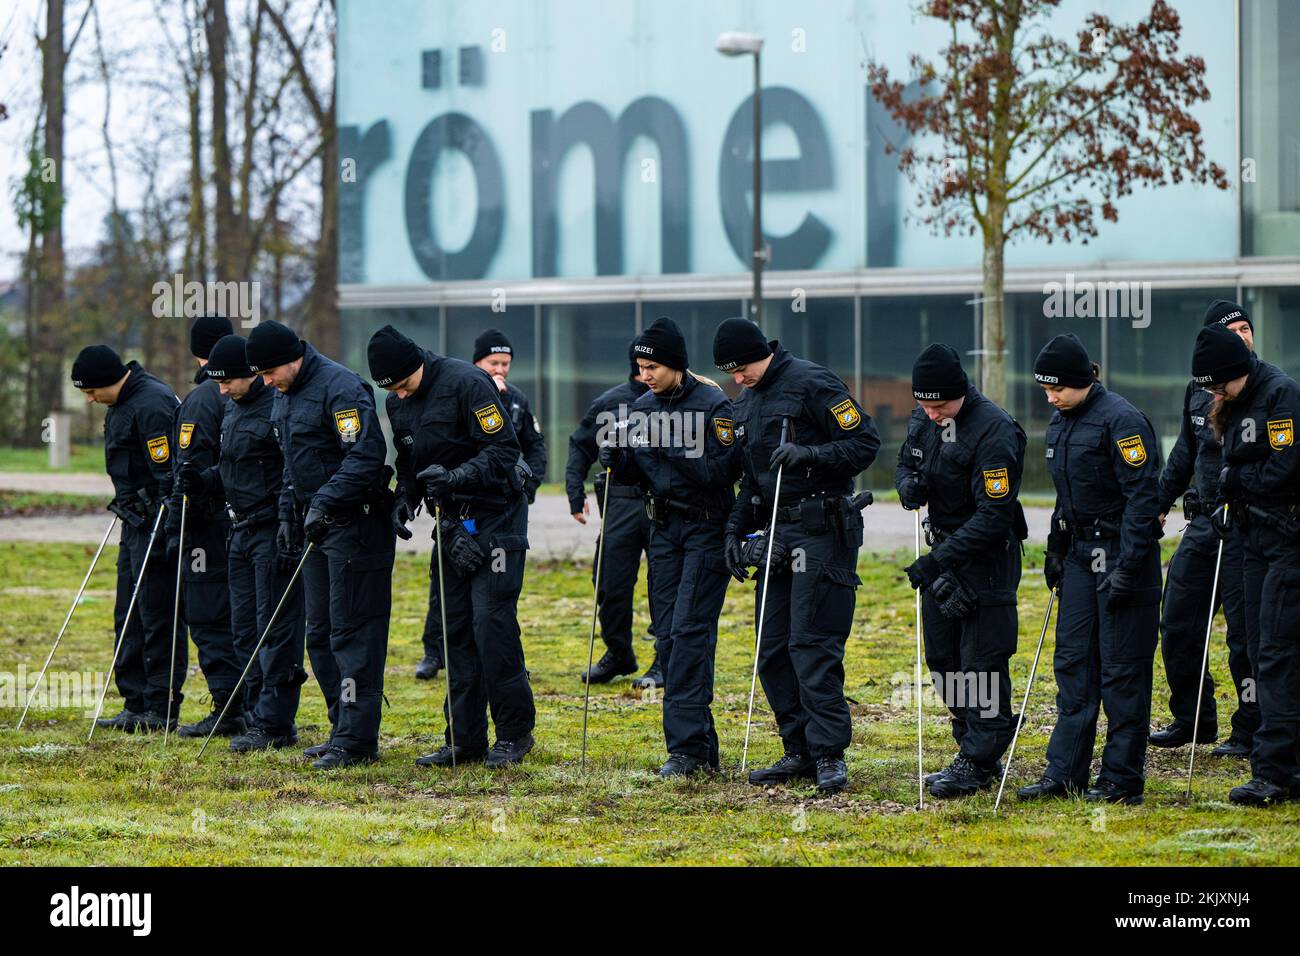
[
  {"left": 72, "top": 345, "right": 182, "bottom": 731},
  {"left": 204, "top": 334, "right": 308, "bottom": 752},
  {"left": 1019, "top": 334, "right": 1163, "bottom": 804},
  {"left": 1191, "top": 323, "right": 1300, "bottom": 805},
  {"left": 600, "top": 319, "right": 738, "bottom": 776},
  {"left": 409, "top": 327, "right": 545, "bottom": 682},
  {"left": 247, "top": 320, "right": 395, "bottom": 769},
  {"left": 167, "top": 315, "right": 245, "bottom": 738},
  {"left": 1150, "top": 301, "right": 1254, "bottom": 756},
  {"left": 715, "top": 318, "right": 880, "bottom": 794},
  {"left": 897, "top": 344, "right": 1027, "bottom": 798},
  {"left": 369, "top": 325, "right": 537, "bottom": 768},
  {"left": 566, "top": 342, "right": 661, "bottom": 688}
]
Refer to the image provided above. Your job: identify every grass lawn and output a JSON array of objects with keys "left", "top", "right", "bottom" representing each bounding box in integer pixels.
[
  {"left": 0, "top": 445, "right": 103, "bottom": 474},
  {"left": 0, "top": 538, "right": 1296, "bottom": 866}
]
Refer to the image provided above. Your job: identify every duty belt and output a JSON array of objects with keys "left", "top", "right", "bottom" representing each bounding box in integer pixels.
[
  {"left": 1057, "top": 514, "right": 1124, "bottom": 539},
  {"left": 434, "top": 490, "right": 515, "bottom": 520},
  {"left": 645, "top": 494, "right": 714, "bottom": 524},
  {"left": 774, "top": 491, "right": 836, "bottom": 523},
  {"left": 227, "top": 504, "right": 277, "bottom": 530}
]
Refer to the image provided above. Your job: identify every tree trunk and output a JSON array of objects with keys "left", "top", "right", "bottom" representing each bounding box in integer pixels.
[
  {"left": 980, "top": 216, "right": 1007, "bottom": 407},
  {"left": 308, "top": 92, "right": 339, "bottom": 357},
  {"left": 28, "top": 0, "right": 66, "bottom": 444},
  {"left": 206, "top": 0, "right": 237, "bottom": 281}
]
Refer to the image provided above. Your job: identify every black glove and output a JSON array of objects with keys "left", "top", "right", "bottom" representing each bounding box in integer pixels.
[
  {"left": 931, "top": 571, "right": 977, "bottom": 620},
  {"left": 514, "top": 461, "right": 538, "bottom": 503},
  {"left": 1044, "top": 552, "right": 1065, "bottom": 591},
  {"left": 1097, "top": 564, "right": 1136, "bottom": 612},
  {"left": 108, "top": 498, "right": 147, "bottom": 530},
  {"left": 769, "top": 443, "right": 817, "bottom": 471},
  {"left": 1218, "top": 464, "right": 1244, "bottom": 502},
  {"left": 165, "top": 534, "right": 181, "bottom": 569},
  {"left": 436, "top": 517, "right": 484, "bottom": 575},
  {"left": 1210, "top": 502, "right": 1233, "bottom": 539},
  {"left": 416, "top": 463, "right": 465, "bottom": 502},
  {"left": 177, "top": 460, "right": 209, "bottom": 496},
  {"left": 303, "top": 504, "right": 330, "bottom": 545},
  {"left": 1181, "top": 490, "right": 1203, "bottom": 520},
  {"left": 275, "top": 518, "right": 303, "bottom": 574},
  {"left": 724, "top": 535, "right": 749, "bottom": 583},
  {"left": 597, "top": 444, "right": 624, "bottom": 471},
  {"left": 135, "top": 487, "right": 156, "bottom": 516},
  {"left": 392, "top": 496, "right": 414, "bottom": 541},
  {"left": 904, "top": 553, "right": 942, "bottom": 591},
  {"left": 898, "top": 473, "right": 928, "bottom": 511},
  {"left": 740, "top": 533, "right": 788, "bottom": 572}
]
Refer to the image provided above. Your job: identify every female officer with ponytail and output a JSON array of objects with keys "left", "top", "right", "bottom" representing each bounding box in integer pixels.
[{"left": 1018, "top": 333, "right": 1163, "bottom": 805}]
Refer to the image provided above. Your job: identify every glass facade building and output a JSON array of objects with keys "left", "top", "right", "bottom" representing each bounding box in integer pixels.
[{"left": 337, "top": 0, "right": 1299, "bottom": 490}]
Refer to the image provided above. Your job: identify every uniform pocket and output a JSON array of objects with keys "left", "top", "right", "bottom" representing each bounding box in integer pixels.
[
  {"left": 486, "top": 532, "right": 529, "bottom": 602},
  {"left": 810, "top": 565, "right": 862, "bottom": 633},
  {"left": 346, "top": 552, "right": 393, "bottom": 621},
  {"left": 970, "top": 588, "right": 1018, "bottom": 663}
]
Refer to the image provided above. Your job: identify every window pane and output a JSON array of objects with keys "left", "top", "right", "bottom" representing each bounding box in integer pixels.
[{"left": 1242, "top": 0, "right": 1300, "bottom": 256}]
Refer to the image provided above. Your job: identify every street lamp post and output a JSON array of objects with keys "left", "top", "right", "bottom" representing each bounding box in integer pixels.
[{"left": 716, "top": 32, "right": 765, "bottom": 324}]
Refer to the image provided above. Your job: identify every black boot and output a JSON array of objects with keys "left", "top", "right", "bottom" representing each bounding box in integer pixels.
[
  {"left": 1229, "top": 777, "right": 1291, "bottom": 806},
  {"left": 747, "top": 752, "right": 816, "bottom": 785},
  {"left": 178, "top": 704, "right": 246, "bottom": 739},
  {"left": 815, "top": 757, "right": 848, "bottom": 794},
  {"left": 1017, "top": 774, "right": 1073, "bottom": 801},
  {"left": 1211, "top": 738, "right": 1252, "bottom": 758},
  {"left": 311, "top": 746, "right": 378, "bottom": 770},
  {"left": 415, "top": 744, "right": 487, "bottom": 767},
  {"left": 630, "top": 654, "right": 664, "bottom": 690},
  {"left": 415, "top": 656, "right": 442, "bottom": 680},
  {"left": 1148, "top": 722, "right": 1217, "bottom": 748},
  {"left": 580, "top": 650, "right": 637, "bottom": 684},
  {"left": 230, "top": 726, "right": 299, "bottom": 752},
  {"left": 485, "top": 734, "right": 535, "bottom": 768},
  {"left": 1085, "top": 779, "right": 1143, "bottom": 805},
  {"left": 927, "top": 755, "right": 995, "bottom": 798},
  {"left": 133, "top": 711, "right": 178, "bottom": 734},
  {"left": 303, "top": 736, "right": 334, "bottom": 759},
  {"left": 94, "top": 709, "right": 143, "bottom": 732},
  {"left": 659, "top": 753, "right": 709, "bottom": 778}
]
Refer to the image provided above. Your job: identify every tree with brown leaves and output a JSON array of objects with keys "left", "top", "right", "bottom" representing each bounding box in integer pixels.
[{"left": 867, "top": 0, "right": 1228, "bottom": 405}]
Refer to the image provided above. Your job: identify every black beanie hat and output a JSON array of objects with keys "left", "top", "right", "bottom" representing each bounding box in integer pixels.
[
  {"left": 70, "top": 345, "right": 128, "bottom": 389},
  {"left": 1033, "top": 333, "right": 1094, "bottom": 389},
  {"left": 204, "top": 335, "right": 253, "bottom": 380},
  {"left": 628, "top": 342, "right": 641, "bottom": 380},
  {"left": 473, "top": 328, "right": 513, "bottom": 363},
  {"left": 367, "top": 325, "right": 424, "bottom": 387},
  {"left": 1204, "top": 299, "right": 1252, "bottom": 333},
  {"left": 245, "top": 320, "right": 305, "bottom": 372},
  {"left": 190, "top": 314, "right": 234, "bottom": 359},
  {"left": 911, "top": 343, "right": 968, "bottom": 401},
  {"left": 713, "top": 317, "right": 771, "bottom": 371},
  {"left": 1192, "top": 323, "right": 1253, "bottom": 386},
  {"left": 632, "top": 317, "right": 688, "bottom": 372}
]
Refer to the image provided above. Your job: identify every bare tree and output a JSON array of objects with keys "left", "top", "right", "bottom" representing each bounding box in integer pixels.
[{"left": 867, "top": 0, "right": 1228, "bottom": 405}]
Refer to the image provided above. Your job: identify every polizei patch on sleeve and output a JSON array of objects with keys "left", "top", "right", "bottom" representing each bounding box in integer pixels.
[
  {"left": 714, "top": 417, "right": 734, "bottom": 445},
  {"left": 334, "top": 408, "right": 361, "bottom": 438},
  {"left": 830, "top": 399, "right": 861, "bottom": 430},
  {"left": 1268, "top": 418, "right": 1294, "bottom": 450},
  {"left": 1116, "top": 434, "right": 1147, "bottom": 467},
  {"left": 475, "top": 404, "right": 504, "bottom": 434},
  {"left": 983, "top": 467, "right": 1010, "bottom": 498},
  {"left": 147, "top": 436, "right": 170, "bottom": 463},
  {"left": 178, "top": 422, "right": 194, "bottom": 449}
]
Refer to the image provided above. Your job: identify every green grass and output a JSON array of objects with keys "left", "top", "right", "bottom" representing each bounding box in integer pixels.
[
  {"left": 0, "top": 445, "right": 103, "bottom": 473},
  {"left": 0, "top": 491, "right": 107, "bottom": 517},
  {"left": 0, "top": 539, "right": 1296, "bottom": 866}
]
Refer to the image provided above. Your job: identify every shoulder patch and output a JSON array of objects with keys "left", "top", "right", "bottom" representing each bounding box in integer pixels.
[
  {"left": 1116, "top": 434, "right": 1147, "bottom": 467},
  {"left": 1268, "top": 418, "right": 1293, "bottom": 450},
  {"left": 147, "top": 435, "right": 170, "bottom": 463},
  {"left": 714, "top": 417, "right": 735, "bottom": 446},
  {"left": 983, "top": 467, "right": 1010, "bottom": 498},
  {"left": 334, "top": 408, "right": 361, "bottom": 438},
  {"left": 475, "top": 404, "right": 504, "bottom": 434},
  {"left": 178, "top": 422, "right": 194, "bottom": 450},
  {"left": 829, "top": 398, "right": 861, "bottom": 431}
]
